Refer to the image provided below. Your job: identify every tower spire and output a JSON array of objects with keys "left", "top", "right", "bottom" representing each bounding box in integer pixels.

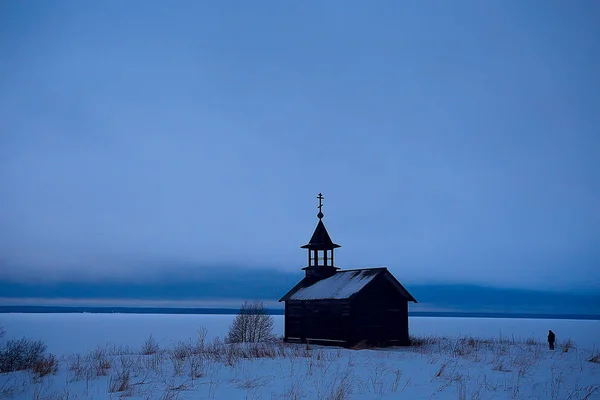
[{"left": 317, "top": 193, "right": 324, "bottom": 219}]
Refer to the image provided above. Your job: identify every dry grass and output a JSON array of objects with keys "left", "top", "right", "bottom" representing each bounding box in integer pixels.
[
  {"left": 409, "top": 335, "right": 438, "bottom": 347},
  {"left": 587, "top": 348, "right": 600, "bottom": 364},
  {"left": 525, "top": 336, "right": 541, "bottom": 345},
  {"left": 435, "top": 362, "right": 447, "bottom": 378},
  {"left": 562, "top": 339, "right": 575, "bottom": 353},
  {"left": 349, "top": 340, "right": 368, "bottom": 350},
  {"left": 326, "top": 372, "right": 352, "bottom": 400},
  {"left": 282, "top": 380, "right": 302, "bottom": 400},
  {"left": 67, "top": 347, "right": 112, "bottom": 381},
  {"left": 1, "top": 330, "right": 595, "bottom": 400},
  {"left": 55, "top": 328, "right": 316, "bottom": 398}
]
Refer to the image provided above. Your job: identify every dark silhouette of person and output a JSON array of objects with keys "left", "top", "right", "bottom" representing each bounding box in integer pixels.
[{"left": 548, "top": 330, "right": 555, "bottom": 350}]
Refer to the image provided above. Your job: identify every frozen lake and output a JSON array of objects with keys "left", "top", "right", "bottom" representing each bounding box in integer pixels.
[{"left": 1, "top": 313, "right": 599, "bottom": 355}]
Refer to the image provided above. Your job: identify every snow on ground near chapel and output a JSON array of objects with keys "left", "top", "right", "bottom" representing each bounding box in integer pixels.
[
  {"left": 1, "top": 314, "right": 599, "bottom": 399},
  {"left": 2, "top": 313, "right": 599, "bottom": 355}
]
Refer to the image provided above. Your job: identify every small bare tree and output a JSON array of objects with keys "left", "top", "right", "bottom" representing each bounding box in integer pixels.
[{"left": 226, "top": 300, "right": 274, "bottom": 343}]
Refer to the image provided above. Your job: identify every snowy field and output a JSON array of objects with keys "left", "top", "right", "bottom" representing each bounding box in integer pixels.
[
  {"left": 1, "top": 313, "right": 599, "bottom": 399},
  {"left": 1, "top": 313, "right": 599, "bottom": 355}
]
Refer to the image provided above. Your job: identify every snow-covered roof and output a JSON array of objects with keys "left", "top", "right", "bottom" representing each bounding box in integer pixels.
[
  {"left": 279, "top": 267, "right": 418, "bottom": 303},
  {"left": 287, "top": 269, "right": 379, "bottom": 300}
]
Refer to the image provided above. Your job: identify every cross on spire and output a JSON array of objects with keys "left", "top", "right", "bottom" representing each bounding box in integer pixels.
[{"left": 317, "top": 193, "right": 324, "bottom": 219}]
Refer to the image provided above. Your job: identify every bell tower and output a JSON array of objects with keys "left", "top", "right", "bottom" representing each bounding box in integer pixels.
[{"left": 301, "top": 193, "right": 340, "bottom": 280}]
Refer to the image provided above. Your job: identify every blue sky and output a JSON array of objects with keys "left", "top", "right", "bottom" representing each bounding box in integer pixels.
[{"left": 1, "top": 1, "right": 599, "bottom": 292}]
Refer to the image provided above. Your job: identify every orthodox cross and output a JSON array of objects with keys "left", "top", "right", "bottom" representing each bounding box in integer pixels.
[{"left": 317, "top": 193, "right": 324, "bottom": 219}]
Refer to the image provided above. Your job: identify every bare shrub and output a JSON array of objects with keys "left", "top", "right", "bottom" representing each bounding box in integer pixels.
[
  {"left": 33, "top": 353, "right": 58, "bottom": 377},
  {"left": 108, "top": 368, "right": 131, "bottom": 394},
  {"left": 0, "top": 325, "right": 4, "bottom": 338},
  {"left": 90, "top": 346, "right": 111, "bottom": 376},
  {"left": 189, "top": 353, "right": 205, "bottom": 379},
  {"left": 106, "top": 343, "right": 133, "bottom": 356},
  {"left": 0, "top": 338, "right": 47, "bottom": 373},
  {"left": 118, "top": 354, "right": 141, "bottom": 377},
  {"left": 171, "top": 355, "right": 185, "bottom": 376},
  {"left": 143, "top": 351, "right": 163, "bottom": 372},
  {"left": 224, "top": 344, "right": 240, "bottom": 367},
  {"left": 226, "top": 300, "right": 274, "bottom": 343},
  {"left": 169, "top": 343, "right": 191, "bottom": 376},
  {"left": 196, "top": 326, "right": 208, "bottom": 352},
  {"left": 141, "top": 333, "right": 159, "bottom": 355},
  {"left": 67, "top": 354, "right": 88, "bottom": 381},
  {"left": 172, "top": 341, "right": 192, "bottom": 360}
]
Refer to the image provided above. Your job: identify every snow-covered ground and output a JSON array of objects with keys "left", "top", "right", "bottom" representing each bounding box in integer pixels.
[
  {"left": 1, "top": 314, "right": 599, "bottom": 399},
  {"left": 1, "top": 313, "right": 599, "bottom": 355}
]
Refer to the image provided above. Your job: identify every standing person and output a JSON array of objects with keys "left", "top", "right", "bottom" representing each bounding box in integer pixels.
[{"left": 548, "top": 330, "right": 556, "bottom": 350}]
